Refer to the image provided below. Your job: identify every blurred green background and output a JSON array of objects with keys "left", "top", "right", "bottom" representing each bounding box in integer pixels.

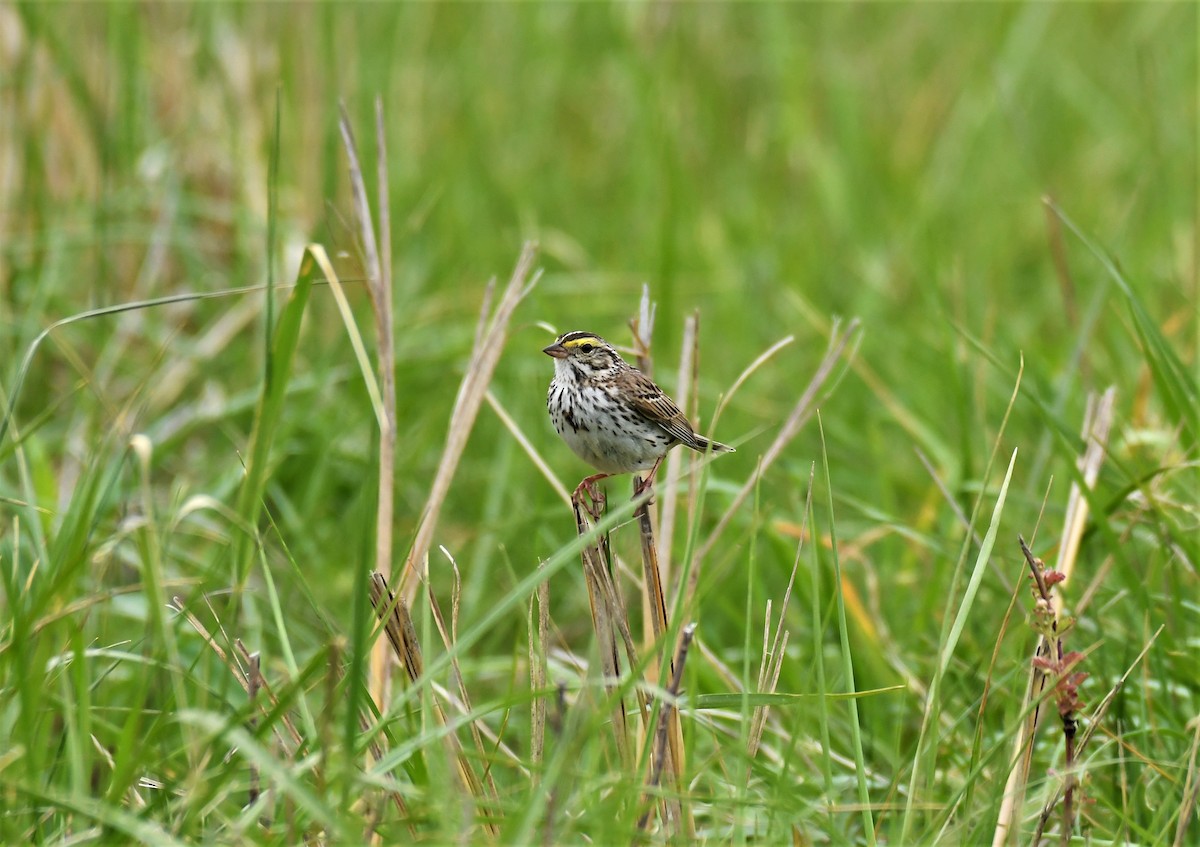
[
  {"left": 1, "top": 2, "right": 1196, "bottom": 842},
  {"left": 6, "top": 0, "right": 1192, "bottom": 608}
]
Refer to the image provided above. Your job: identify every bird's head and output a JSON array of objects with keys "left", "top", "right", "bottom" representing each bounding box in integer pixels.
[{"left": 542, "top": 331, "right": 624, "bottom": 380}]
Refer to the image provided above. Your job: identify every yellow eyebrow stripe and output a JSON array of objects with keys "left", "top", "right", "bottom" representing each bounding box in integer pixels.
[{"left": 562, "top": 336, "right": 601, "bottom": 349}]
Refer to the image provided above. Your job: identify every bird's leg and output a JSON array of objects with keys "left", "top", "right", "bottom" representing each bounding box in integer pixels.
[
  {"left": 632, "top": 455, "right": 666, "bottom": 499},
  {"left": 573, "top": 472, "right": 610, "bottom": 516}
]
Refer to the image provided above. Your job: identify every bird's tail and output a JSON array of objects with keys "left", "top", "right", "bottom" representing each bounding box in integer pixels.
[{"left": 688, "top": 434, "right": 735, "bottom": 455}]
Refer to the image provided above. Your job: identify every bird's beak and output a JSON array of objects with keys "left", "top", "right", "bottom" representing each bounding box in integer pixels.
[{"left": 543, "top": 342, "right": 568, "bottom": 359}]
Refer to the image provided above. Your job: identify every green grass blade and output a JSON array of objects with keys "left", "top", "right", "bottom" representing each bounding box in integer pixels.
[
  {"left": 819, "top": 414, "right": 876, "bottom": 846},
  {"left": 230, "top": 245, "right": 323, "bottom": 585},
  {"left": 1048, "top": 200, "right": 1198, "bottom": 444},
  {"left": 939, "top": 448, "right": 1018, "bottom": 677}
]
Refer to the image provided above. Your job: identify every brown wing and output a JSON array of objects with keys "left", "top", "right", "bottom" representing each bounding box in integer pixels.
[{"left": 620, "top": 369, "right": 705, "bottom": 449}]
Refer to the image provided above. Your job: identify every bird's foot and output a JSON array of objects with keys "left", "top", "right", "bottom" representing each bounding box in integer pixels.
[
  {"left": 632, "top": 456, "right": 665, "bottom": 500},
  {"left": 572, "top": 473, "right": 610, "bottom": 517}
]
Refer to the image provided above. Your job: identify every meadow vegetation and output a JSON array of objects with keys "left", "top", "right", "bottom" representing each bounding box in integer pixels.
[{"left": 1, "top": 4, "right": 1196, "bottom": 844}]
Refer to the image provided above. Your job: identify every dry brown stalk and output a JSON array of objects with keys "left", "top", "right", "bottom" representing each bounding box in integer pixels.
[
  {"left": 635, "top": 497, "right": 672, "bottom": 662},
  {"left": 1054, "top": 388, "right": 1115, "bottom": 612},
  {"left": 570, "top": 482, "right": 662, "bottom": 779},
  {"left": 173, "top": 599, "right": 413, "bottom": 825},
  {"left": 337, "top": 101, "right": 398, "bottom": 714},
  {"left": 623, "top": 298, "right": 708, "bottom": 835},
  {"left": 530, "top": 566, "right": 550, "bottom": 773},
  {"left": 1175, "top": 710, "right": 1200, "bottom": 846},
  {"left": 626, "top": 297, "right": 689, "bottom": 826},
  {"left": 637, "top": 623, "right": 696, "bottom": 833},
  {"left": 171, "top": 597, "right": 303, "bottom": 748},
  {"left": 633, "top": 487, "right": 691, "bottom": 837},
  {"left": 368, "top": 573, "right": 425, "bottom": 681},
  {"left": 368, "top": 572, "right": 497, "bottom": 835},
  {"left": 543, "top": 684, "right": 568, "bottom": 847},
  {"left": 689, "top": 318, "right": 861, "bottom": 608},
  {"left": 628, "top": 289, "right": 662, "bottom": 656},
  {"left": 399, "top": 242, "right": 540, "bottom": 608},
  {"left": 425, "top": 550, "right": 502, "bottom": 807},
  {"left": 656, "top": 312, "right": 698, "bottom": 571},
  {"left": 573, "top": 487, "right": 632, "bottom": 765},
  {"left": 749, "top": 501, "right": 808, "bottom": 764},
  {"left": 486, "top": 388, "right": 572, "bottom": 506}
]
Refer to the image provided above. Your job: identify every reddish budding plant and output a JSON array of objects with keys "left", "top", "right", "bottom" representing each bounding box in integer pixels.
[
  {"left": 1023, "top": 547, "right": 1089, "bottom": 735},
  {"left": 1020, "top": 535, "right": 1089, "bottom": 841},
  {"left": 1031, "top": 650, "right": 1087, "bottom": 737}
]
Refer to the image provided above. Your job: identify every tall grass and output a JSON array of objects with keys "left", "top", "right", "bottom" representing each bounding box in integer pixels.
[{"left": 1, "top": 3, "right": 1196, "bottom": 843}]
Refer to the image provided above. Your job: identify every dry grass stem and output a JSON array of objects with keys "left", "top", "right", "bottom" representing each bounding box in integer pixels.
[
  {"left": 368, "top": 572, "right": 497, "bottom": 835},
  {"left": 572, "top": 487, "right": 660, "bottom": 774},
  {"left": 368, "top": 572, "right": 424, "bottom": 682},
  {"left": 400, "top": 242, "right": 540, "bottom": 607},
  {"left": 427, "top": 548, "right": 502, "bottom": 806},
  {"left": 657, "top": 312, "right": 698, "bottom": 570},
  {"left": 175, "top": 597, "right": 423, "bottom": 826},
  {"left": 374, "top": 98, "right": 393, "bottom": 302},
  {"left": 336, "top": 102, "right": 383, "bottom": 313},
  {"left": 572, "top": 488, "right": 633, "bottom": 765},
  {"left": 1173, "top": 643, "right": 1199, "bottom": 846},
  {"left": 634, "top": 489, "right": 691, "bottom": 837},
  {"left": 749, "top": 497, "right": 809, "bottom": 762},
  {"left": 635, "top": 496, "right": 671, "bottom": 653},
  {"left": 485, "top": 388, "right": 571, "bottom": 506},
  {"left": 529, "top": 567, "right": 550, "bottom": 772},
  {"left": 915, "top": 445, "right": 983, "bottom": 549},
  {"left": 691, "top": 318, "right": 861, "bottom": 599},
  {"left": 628, "top": 289, "right": 662, "bottom": 652},
  {"left": 172, "top": 597, "right": 304, "bottom": 748},
  {"left": 629, "top": 283, "right": 657, "bottom": 375},
  {"left": 371, "top": 98, "right": 398, "bottom": 708},
  {"left": 338, "top": 101, "right": 398, "bottom": 711},
  {"left": 1054, "top": 387, "right": 1116, "bottom": 609},
  {"left": 637, "top": 623, "right": 696, "bottom": 833}
]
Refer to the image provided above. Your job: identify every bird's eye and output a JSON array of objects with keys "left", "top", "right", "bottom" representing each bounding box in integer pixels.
[{"left": 580, "top": 343, "right": 595, "bottom": 353}]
